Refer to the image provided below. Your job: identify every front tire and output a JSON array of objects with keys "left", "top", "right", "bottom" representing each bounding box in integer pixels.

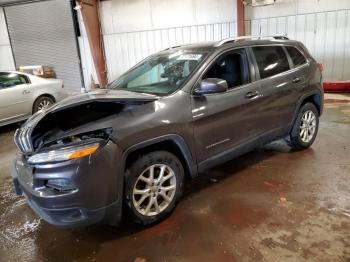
[
  {"left": 124, "top": 151, "right": 184, "bottom": 225},
  {"left": 289, "top": 102, "right": 319, "bottom": 150}
]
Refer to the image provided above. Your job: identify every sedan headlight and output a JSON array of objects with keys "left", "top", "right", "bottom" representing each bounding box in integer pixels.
[{"left": 27, "top": 143, "right": 100, "bottom": 164}]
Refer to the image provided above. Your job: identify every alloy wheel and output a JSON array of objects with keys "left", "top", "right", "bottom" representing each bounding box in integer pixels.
[
  {"left": 299, "top": 110, "right": 317, "bottom": 143},
  {"left": 132, "top": 164, "right": 177, "bottom": 216}
]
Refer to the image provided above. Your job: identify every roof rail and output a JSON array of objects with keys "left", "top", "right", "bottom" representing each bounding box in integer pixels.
[
  {"left": 162, "top": 45, "right": 182, "bottom": 51},
  {"left": 215, "top": 35, "right": 289, "bottom": 47}
]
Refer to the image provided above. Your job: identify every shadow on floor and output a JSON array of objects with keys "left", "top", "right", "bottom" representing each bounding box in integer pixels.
[{"left": 0, "top": 122, "right": 21, "bottom": 135}]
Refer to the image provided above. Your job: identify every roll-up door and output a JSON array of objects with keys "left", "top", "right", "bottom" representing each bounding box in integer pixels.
[{"left": 4, "top": 0, "right": 83, "bottom": 92}]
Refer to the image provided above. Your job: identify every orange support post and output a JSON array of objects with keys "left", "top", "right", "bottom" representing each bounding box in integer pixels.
[
  {"left": 79, "top": 0, "right": 108, "bottom": 88},
  {"left": 237, "top": 0, "right": 245, "bottom": 37}
]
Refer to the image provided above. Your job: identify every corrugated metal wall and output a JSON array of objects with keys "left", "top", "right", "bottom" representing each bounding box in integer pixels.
[
  {"left": 102, "top": 22, "right": 237, "bottom": 81},
  {"left": 100, "top": 0, "right": 237, "bottom": 81},
  {"left": 5, "top": 0, "right": 84, "bottom": 92},
  {"left": 0, "top": 7, "right": 15, "bottom": 71},
  {"left": 97, "top": 0, "right": 350, "bottom": 83}
]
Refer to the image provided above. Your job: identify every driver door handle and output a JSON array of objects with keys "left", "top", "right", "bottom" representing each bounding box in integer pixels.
[
  {"left": 245, "top": 90, "right": 260, "bottom": 99},
  {"left": 292, "top": 77, "right": 301, "bottom": 83}
]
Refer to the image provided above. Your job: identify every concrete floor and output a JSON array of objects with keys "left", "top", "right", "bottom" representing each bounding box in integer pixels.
[{"left": 0, "top": 93, "right": 349, "bottom": 262}]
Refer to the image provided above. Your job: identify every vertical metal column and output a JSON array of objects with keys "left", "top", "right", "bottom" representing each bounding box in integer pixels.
[
  {"left": 237, "top": 0, "right": 245, "bottom": 36},
  {"left": 80, "top": 0, "right": 107, "bottom": 87}
]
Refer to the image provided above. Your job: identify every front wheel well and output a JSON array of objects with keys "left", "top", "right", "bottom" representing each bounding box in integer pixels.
[
  {"left": 32, "top": 94, "right": 56, "bottom": 113},
  {"left": 124, "top": 140, "right": 193, "bottom": 180}
]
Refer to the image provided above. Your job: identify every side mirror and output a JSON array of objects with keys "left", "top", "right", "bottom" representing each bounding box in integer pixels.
[{"left": 194, "top": 78, "right": 228, "bottom": 95}]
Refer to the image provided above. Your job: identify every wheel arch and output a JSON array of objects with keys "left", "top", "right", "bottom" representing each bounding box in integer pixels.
[
  {"left": 290, "top": 91, "right": 323, "bottom": 132},
  {"left": 300, "top": 93, "right": 322, "bottom": 115},
  {"left": 122, "top": 134, "right": 198, "bottom": 180}
]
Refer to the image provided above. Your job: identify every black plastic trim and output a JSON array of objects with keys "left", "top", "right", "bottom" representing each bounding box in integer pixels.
[{"left": 123, "top": 134, "right": 198, "bottom": 178}]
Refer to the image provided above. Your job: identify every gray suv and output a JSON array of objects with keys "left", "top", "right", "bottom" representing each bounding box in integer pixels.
[{"left": 12, "top": 36, "right": 323, "bottom": 228}]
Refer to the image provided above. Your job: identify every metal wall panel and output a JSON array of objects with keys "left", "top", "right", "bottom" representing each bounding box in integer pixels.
[
  {"left": 245, "top": 0, "right": 350, "bottom": 20},
  {"left": 0, "top": 7, "right": 15, "bottom": 70},
  {"left": 5, "top": 0, "right": 83, "bottom": 92},
  {"left": 100, "top": 0, "right": 237, "bottom": 81},
  {"left": 249, "top": 9, "right": 350, "bottom": 81},
  {"left": 102, "top": 22, "right": 237, "bottom": 81},
  {"left": 99, "top": 0, "right": 237, "bottom": 34}
]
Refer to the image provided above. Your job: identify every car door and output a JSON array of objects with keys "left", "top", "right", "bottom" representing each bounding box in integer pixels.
[
  {"left": 191, "top": 48, "right": 266, "bottom": 164},
  {"left": 249, "top": 45, "right": 298, "bottom": 139},
  {"left": 283, "top": 45, "right": 311, "bottom": 122},
  {"left": 0, "top": 72, "right": 32, "bottom": 123}
]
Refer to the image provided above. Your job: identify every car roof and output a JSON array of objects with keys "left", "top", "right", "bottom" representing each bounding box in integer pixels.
[
  {"left": 0, "top": 70, "right": 32, "bottom": 77},
  {"left": 161, "top": 36, "right": 301, "bottom": 53}
]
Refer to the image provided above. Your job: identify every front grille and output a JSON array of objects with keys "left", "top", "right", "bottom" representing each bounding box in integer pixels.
[
  {"left": 14, "top": 127, "right": 34, "bottom": 154},
  {"left": 14, "top": 110, "right": 45, "bottom": 155}
]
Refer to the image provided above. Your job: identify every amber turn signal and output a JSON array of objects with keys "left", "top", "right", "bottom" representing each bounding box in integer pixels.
[{"left": 68, "top": 145, "right": 99, "bottom": 160}]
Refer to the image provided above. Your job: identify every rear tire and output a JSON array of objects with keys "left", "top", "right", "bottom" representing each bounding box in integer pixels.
[
  {"left": 33, "top": 96, "right": 55, "bottom": 113},
  {"left": 124, "top": 151, "right": 184, "bottom": 225},
  {"left": 289, "top": 102, "right": 319, "bottom": 150}
]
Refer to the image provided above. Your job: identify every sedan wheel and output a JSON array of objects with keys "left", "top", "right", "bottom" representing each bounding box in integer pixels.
[
  {"left": 37, "top": 99, "right": 52, "bottom": 111},
  {"left": 33, "top": 96, "right": 55, "bottom": 113}
]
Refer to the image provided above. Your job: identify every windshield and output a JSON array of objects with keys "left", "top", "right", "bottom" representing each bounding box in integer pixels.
[{"left": 107, "top": 51, "right": 208, "bottom": 96}]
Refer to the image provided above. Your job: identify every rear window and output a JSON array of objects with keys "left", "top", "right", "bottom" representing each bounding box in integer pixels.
[
  {"left": 252, "top": 46, "right": 290, "bottom": 79},
  {"left": 285, "top": 46, "right": 307, "bottom": 67}
]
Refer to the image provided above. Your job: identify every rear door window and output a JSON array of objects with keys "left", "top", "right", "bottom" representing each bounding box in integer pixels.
[
  {"left": 252, "top": 46, "right": 290, "bottom": 79},
  {"left": 285, "top": 46, "right": 307, "bottom": 67},
  {"left": 0, "top": 73, "right": 27, "bottom": 89}
]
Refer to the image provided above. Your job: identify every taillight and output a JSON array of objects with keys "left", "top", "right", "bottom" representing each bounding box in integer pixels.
[{"left": 318, "top": 63, "right": 324, "bottom": 72}]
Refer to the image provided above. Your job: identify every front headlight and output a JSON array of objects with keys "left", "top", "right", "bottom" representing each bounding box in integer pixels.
[{"left": 27, "top": 143, "right": 100, "bottom": 164}]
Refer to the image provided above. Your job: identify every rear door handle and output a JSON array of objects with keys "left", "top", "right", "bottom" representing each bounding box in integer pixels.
[
  {"left": 292, "top": 77, "right": 301, "bottom": 83},
  {"left": 22, "top": 90, "right": 30, "bottom": 95},
  {"left": 245, "top": 91, "right": 260, "bottom": 99}
]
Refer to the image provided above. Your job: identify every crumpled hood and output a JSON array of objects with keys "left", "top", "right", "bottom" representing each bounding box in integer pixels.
[
  {"left": 15, "top": 89, "right": 158, "bottom": 154},
  {"left": 48, "top": 89, "right": 159, "bottom": 112}
]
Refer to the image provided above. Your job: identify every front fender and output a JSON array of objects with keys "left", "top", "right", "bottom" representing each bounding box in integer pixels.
[{"left": 122, "top": 134, "right": 198, "bottom": 178}]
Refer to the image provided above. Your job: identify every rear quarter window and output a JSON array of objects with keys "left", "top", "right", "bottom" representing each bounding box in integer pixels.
[
  {"left": 285, "top": 46, "right": 307, "bottom": 67},
  {"left": 252, "top": 46, "right": 290, "bottom": 79}
]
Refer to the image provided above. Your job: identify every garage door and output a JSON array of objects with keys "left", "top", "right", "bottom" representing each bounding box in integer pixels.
[{"left": 4, "top": 0, "right": 83, "bottom": 92}]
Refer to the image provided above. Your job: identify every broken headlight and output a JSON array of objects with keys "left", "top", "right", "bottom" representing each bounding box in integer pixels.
[
  {"left": 27, "top": 143, "right": 100, "bottom": 164},
  {"left": 27, "top": 128, "right": 112, "bottom": 164}
]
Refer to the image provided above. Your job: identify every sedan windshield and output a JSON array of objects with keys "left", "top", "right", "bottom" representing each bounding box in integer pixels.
[{"left": 107, "top": 51, "right": 207, "bottom": 96}]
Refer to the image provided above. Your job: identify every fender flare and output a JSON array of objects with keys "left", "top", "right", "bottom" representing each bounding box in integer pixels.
[{"left": 122, "top": 134, "right": 198, "bottom": 178}]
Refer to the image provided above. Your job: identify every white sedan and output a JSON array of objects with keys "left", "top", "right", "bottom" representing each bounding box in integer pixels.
[{"left": 0, "top": 71, "right": 68, "bottom": 126}]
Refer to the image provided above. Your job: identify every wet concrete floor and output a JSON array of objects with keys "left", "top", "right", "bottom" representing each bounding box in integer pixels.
[{"left": 0, "top": 93, "right": 349, "bottom": 262}]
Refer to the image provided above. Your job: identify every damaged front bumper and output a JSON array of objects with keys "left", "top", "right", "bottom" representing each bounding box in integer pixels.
[{"left": 12, "top": 141, "right": 123, "bottom": 228}]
